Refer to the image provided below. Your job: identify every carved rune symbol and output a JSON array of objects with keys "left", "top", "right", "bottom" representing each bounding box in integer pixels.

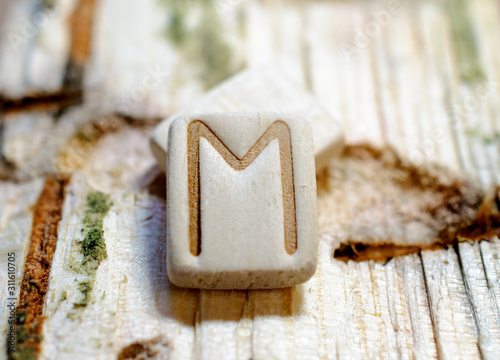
[{"left": 187, "top": 120, "right": 297, "bottom": 256}]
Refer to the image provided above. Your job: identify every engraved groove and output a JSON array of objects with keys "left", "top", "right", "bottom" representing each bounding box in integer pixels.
[{"left": 187, "top": 120, "right": 297, "bottom": 256}]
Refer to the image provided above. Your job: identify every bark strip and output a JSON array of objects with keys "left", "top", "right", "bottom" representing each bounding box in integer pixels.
[
  {"left": 7, "top": 176, "right": 67, "bottom": 360},
  {"left": 335, "top": 187, "right": 500, "bottom": 263},
  {"left": 63, "top": 0, "right": 97, "bottom": 91}
]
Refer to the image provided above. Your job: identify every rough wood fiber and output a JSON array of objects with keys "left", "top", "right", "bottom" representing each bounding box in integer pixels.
[
  {"left": 0, "top": 179, "right": 44, "bottom": 358},
  {"left": 421, "top": 248, "right": 481, "bottom": 359},
  {"left": 84, "top": 0, "right": 177, "bottom": 118},
  {"left": 2, "top": 124, "right": 498, "bottom": 360},
  {"left": 458, "top": 241, "right": 500, "bottom": 359},
  {"left": 480, "top": 240, "right": 500, "bottom": 314},
  {"left": 1, "top": 107, "right": 118, "bottom": 181},
  {"left": 1, "top": 0, "right": 500, "bottom": 359},
  {"left": 85, "top": 0, "right": 246, "bottom": 119},
  {"left": 9, "top": 176, "right": 66, "bottom": 359},
  {"left": 0, "top": 0, "right": 78, "bottom": 99}
]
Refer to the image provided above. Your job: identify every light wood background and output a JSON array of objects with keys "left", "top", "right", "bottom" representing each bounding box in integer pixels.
[{"left": 1, "top": 0, "right": 499, "bottom": 359}]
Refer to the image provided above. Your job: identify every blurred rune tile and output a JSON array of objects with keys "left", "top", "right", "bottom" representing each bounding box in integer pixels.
[{"left": 150, "top": 66, "right": 344, "bottom": 174}]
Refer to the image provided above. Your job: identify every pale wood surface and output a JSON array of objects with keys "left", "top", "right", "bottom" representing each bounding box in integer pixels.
[
  {"left": 1, "top": 0, "right": 500, "bottom": 359},
  {"left": 0, "top": 0, "right": 78, "bottom": 98}
]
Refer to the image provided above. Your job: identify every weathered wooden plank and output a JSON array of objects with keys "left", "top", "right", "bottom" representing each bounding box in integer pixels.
[
  {"left": 469, "top": 2, "right": 500, "bottom": 185},
  {"left": 244, "top": 1, "right": 275, "bottom": 72},
  {"left": 195, "top": 290, "right": 248, "bottom": 360},
  {"left": 458, "top": 241, "right": 500, "bottom": 359},
  {"left": 0, "top": 178, "right": 45, "bottom": 360},
  {"left": 370, "top": 6, "right": 407, "bottom": 155},
  {"left": 41, "top": 176, "right": 198, "bottom": 359},
  {"left": 385, "top": 255, "right": 438, "bottom": 359},
  {"left": 84, "top": 0, "right": 179, "bottom": 118},
  {"left": 304, "top": 3, "right": 346, "bottom": 131},
  {"left": 417, "top": 4, "right": 466, "bottom": 172},
  {"left": 421, "top": 248, "right": 481, "bottom": 359},
  {"left": 2, "top": 112, "right": 56, "bottom": 178},
  {"left": 289, "top": 269, "right": 326, "bottom": 359},
  {"left": 28, "top": 119, "right": 482, "bottom": 359},
  {"left": 335, "top": 6, "right": 382, "bottom": 145},
  {"left": 272, "top": 1, "right": 309, "bottom": 88},
  {"left": 0, "top": 0, "right": 77, "bottom": 98},
  {"left": 36, "top": 122, "right": 194, "bottom": 359},
  {"left": 1, "top": 0, "right": 500, "bottom": 359},
  {"left": 480, "top": 238, "right": 500, "bottom": 315},
  {"left": 86, "top": 0, "right": 245, "bottom": 119},
  {"left": 410, "top": 4, "right": 459, "bottom": 169},
  {"left": 465, "top": 0, "right": 500, "bottom": 185},
  {"left": 250, "top": 288, "right": 296, "bottom": 359},
  {"left": 437, "top": 3, "right": 487, "bottom": 184},
  {"left": 1, "top": 106, "right": 102, "bottom": 181},
  {"left": 309, "top": 239, "right": 438, "bottom": 359},
  {"left": 388, "top": 10, "right": 428, "bottom": 163}
]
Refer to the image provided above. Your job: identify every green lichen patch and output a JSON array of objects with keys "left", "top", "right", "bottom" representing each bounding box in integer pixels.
[
  {"left": 73, "top": 281, "right": 93, "bottom": 308},
  {"left": 445, "top": 0, "right": 484, "bottom": 83},
  {"left": 466, "top": 127, "right": 500, "bottom": 145},
  {"left": 7, "top": 311, "right": 43, "bottom": 360},
  {"left": 70, "top": 191, "right": 112, "bottom": 310},
  {"left": 484, "top": 133, "right": 500, "bottom": 144},
  {"left": 162, "top": 0, "right": 237, "bottom": 88},
  {"left": 85, "top": 191, "right": 113, "bottom": 217},
  {"left": 42, "top": 0, "right": 57, "bottom": 10},
  {"left": 12, "top": 330, "right": 41, "bottom": 360},
  {"left": 82, "top": 221, "right": 107, "bottom": 263},
  {"left": 81, "top": 192, "right": 112, "bottom": 267}
]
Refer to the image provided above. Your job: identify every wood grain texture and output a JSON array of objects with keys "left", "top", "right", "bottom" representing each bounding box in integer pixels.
[
  {"left": 0, "top": 0, "right": 78, "bottom": 99},
  {"left": 0, "top": 179, "right": 45, "bottom": 357},
  {"left": 1, "top": 0, "right": 500, "bottom": 358},
  {"left": 421, "top": 248, "right": 481, "bottom": 359}
]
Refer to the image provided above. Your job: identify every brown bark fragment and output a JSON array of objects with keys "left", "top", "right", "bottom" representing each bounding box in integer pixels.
[
  {"left": 69, "top": 0, "right": 97, "bottom": 65},
  {"left": 323, "top": 144, "right": 489, "bottom": 263},
  {"left": 9, "top": 176, "right": 67, "bottom": 358}
]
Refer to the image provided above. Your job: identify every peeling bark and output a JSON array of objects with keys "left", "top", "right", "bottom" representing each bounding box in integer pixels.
[{"left": 8, "top": 176, "right": 67, "bottom": 359}]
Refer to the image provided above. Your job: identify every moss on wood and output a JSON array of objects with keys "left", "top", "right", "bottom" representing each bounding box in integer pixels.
[
  {"left": 162, "top": 0, "right": 236, "bottom": 88},
  {"left": 445, "top": 0, "right": 484, "bottom": 83},
  {"left": 71, "top": 191, "right": 112, "bottom": 309}
]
